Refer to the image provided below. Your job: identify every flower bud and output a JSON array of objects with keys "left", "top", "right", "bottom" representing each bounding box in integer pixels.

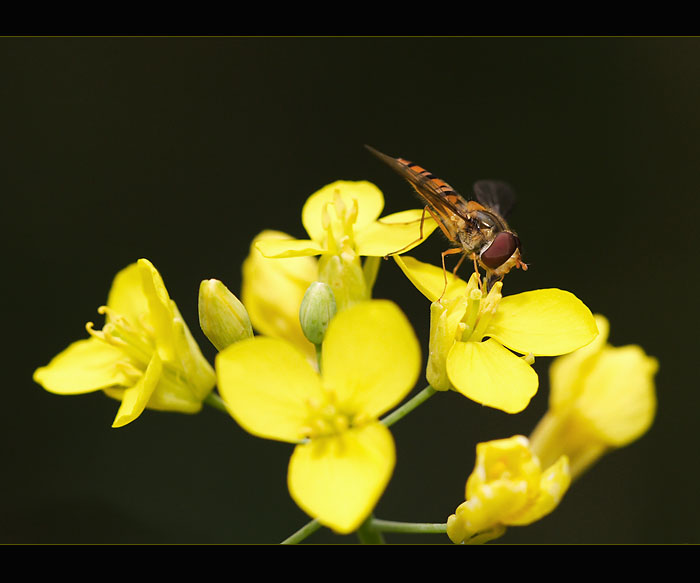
[
  {"left": 198, "top": 279, "right": 253, "bottom": 351},
  {"left": 299, "top": 282, "right": 337, "bottom": 345}
]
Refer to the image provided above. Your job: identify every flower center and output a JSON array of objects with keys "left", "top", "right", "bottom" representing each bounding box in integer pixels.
[
  {"left": 317, "top": 190, "right": 370, "bottom": 311},
  {"left": 459, "top": 277, "right": 503, "bottom": 343},
  {"left": 86, "top": 306, "right": 155, "bottom": 380},
  {"left": 320, "top": 190, "right": 359, "bottom": 258},
  {"left": 301, "top": 389, "right": 361, "bottom": 440}
]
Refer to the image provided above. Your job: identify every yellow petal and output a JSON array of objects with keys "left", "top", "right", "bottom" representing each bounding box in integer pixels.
[
  {"left": 169, "top": 304, "right": 216, "bottom": 400},
  {"left": 106, "top": 262, "right": 149, "bottom": 324},
  {"left": 321, "top": 300, "right": 420, "bottom": 419},
  {"left": 447, "top": 339, "right": 538, "bottom": 414},
  {"left": 255, "top": 238, "right": 324, "bottom": 258},
  {"left": 393, "top": 255, "right": 468, "bottom": 303},
  {"left": 34, "top": 338, "right": 128, "bottom": 394},
  {"left": 138, "top": 258, "right": 177, "bottom": 362},
  {"left": 302, "top": 181, "right": 385, "bottom": 243},
  {"left": 112, "top": 352, "right": 163, "bottom": 428},
  {"left": 548, "top": 314, "right": 610, "bottom": 409},
  {"left": 486, "top": 289, "right": 598, "bottom": 356},
  {"left": 505, "top": 455, "right": 571, "bottom": 526},
  {"left": 288, "top": 422, "right": 395, "bottom": 534},
  {"left": 574, "top": 345, "right": 658, "bottom": 446},
  {"left": 242, "top": 231, "right": 317, "bottom": 363},
  {"left": 216, "top": 336, "right": 324, "bottom": 443},
  {"left": 354, "top": 209, "right": 438, "bottom": 257}
]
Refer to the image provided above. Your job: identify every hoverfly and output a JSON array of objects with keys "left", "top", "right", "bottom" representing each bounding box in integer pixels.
[{"left": 366, "top": 145, "right": 527, "bottom": 292}]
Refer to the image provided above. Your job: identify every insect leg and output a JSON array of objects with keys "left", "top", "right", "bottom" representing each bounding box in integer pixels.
[
  {"left": 472, "top": 254, "right": 485, "bottom": 293},
  {"left": 440, "top": 247, "right": 463, "bottom": 300},
  {"left": 383, "top": 206, "right": 430, "bottom": 258},
  {"left": 452, "top": 252, "right": 468, "bottom": 276}
]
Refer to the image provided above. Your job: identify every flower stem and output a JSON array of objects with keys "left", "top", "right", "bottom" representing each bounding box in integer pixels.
[
  {"left": 372, "top": 519, "right": 447, "bottom": 535},
  {"left": 315, "top": 342, "right": 323, "bottom": 372},
  {"left": 380, "top": 385, "right": 437, "bottom": 428},
  {"left": 356, "top": 514, "right": 385, "bottom": 544},
  {"left": 280, "top": 519, "right": 323, "bottom": 544},
  {"left": 204, "top": 391, "right": 228, "bottom": 414}
]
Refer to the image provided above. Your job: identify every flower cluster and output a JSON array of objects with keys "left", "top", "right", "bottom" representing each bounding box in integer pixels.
[{"left": 34, "top": 178, "right": 658, "bottom": 543}]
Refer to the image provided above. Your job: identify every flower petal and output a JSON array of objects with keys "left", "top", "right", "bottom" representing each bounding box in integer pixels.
[
  {"left": 302, "top": 181, "right": 384, "bottom": 243},
  {"left": 242, "top": 231, "right": 318, "bottom": 364},
  {"left": 447, "top": 339, "right": 538, "bottom": 413},
  {"left": 574, "top": 345, "right": 658, "bottom": 446},
  {"left": 169, "top": 304, "right": 216, "bottom": 400},
  {"left": 138, "top": 258, "right": 177, "bottom": 362},
  {"left": 505, "top": 455, "right": 571, "bottom": 526},
  {"left": 216, "top": 336, "right": 324, "bottom": 443},
  {"left": 354, "top": 209, "right": 438, "bottom": 257},
  {"left": 112, "top": 352, "right": 163, "bottom": 428},
  {"left": 288, "top": 421, "right": 395, "bottom": 534},
  {"left": 255, "top": 238, "right": 324, "bottom": 258},
  {"left": 486, "top": 289, "right": 598, "bottom": 356},
  {"left": 321, "top": 300, "right": 421, "bottom": 419},
  {"left": 33, "top": 338, "right": 128, "bottom": 394},
  {"left": 106, "top": 262, "right": 149, "bottom": 324},
  {"left": 548, "top": 314, "right": 610, "bottom": 409},
  {"left": 393, "top": 255, "right": 468, "bottom": 303}
]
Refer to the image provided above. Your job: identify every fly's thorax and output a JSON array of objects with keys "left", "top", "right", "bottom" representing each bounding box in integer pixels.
[{"left": 456, "top": 220, "right": 489, "bottom": 255}]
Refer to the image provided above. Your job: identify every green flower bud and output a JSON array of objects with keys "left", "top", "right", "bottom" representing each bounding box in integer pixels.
[
  {"left": 198, "top": 279, "right": 253, "bottom": 351},
  {"left": 299, "top": 282, "right": 337, "bottom": 345}
]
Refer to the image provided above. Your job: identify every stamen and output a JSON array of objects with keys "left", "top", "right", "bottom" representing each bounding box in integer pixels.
[
  {"left": 303, "top": 389, "right": 355, "bottom": 439},
  {"left": 332, "top": 190, "right": 346, "bottom": 218},
  {"left": 461, "top": 288, "right": 482, "bottom": 341},
  {"left": 346, "top": 198, "right": 359, "bottom": 227}
]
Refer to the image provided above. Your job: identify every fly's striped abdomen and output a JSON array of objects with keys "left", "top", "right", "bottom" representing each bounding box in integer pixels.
[{"left": 395, "top": 157, "right": 462, "bottom": 203}]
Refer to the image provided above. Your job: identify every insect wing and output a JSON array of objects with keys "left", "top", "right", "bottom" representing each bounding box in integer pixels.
[
  {"left": 472, "top": 180, "right": 517, "bottom": 217},
  {"left": 366, "top": 145, "right": 469, "bottom": 241}
]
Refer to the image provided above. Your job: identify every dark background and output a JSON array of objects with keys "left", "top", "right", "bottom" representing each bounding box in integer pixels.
[{"left": 2, "top": 36, "right": 698, "bottom": 544}]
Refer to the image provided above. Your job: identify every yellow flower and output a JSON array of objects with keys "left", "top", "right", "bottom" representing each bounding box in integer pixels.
[
  {"left": 241, "top": 230, "right": 318, "bottom": 364},
  {"left": 33, "top": 259, "right": 216, "bottom": 428},
  {"left": 529, "top": 314, "right": 658, "bottom": 481},
  {"left": 395, "top": 255, "right": 598, "bottom": 413},
  {"left": 216, "top": 300, "right": 421, "bottom": 534},
  {"left": 254, "top": 181, "right": 438, "bottom": 310},
  {"left": 446, "top": 435, "right": 571, "bottom": 544}
]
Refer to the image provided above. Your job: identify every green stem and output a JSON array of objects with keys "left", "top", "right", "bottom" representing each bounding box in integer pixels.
[
  {"left": 372, "top": 519, "right": 447, "bottom": 535},
  {"left": 204, "top": 391, "right": 228, "bottom": 414},
  {"left": 356, "top": 514, "right": 385, "bottom": 544},
  {"left": 380, "top": 385, "right": 437, "bottom": 428},
  {"left": 315, "top": 342, "right": 323, "bottom": 372},
  {"left": 280, "top": 519, "right": 323, "bottom": 544}
]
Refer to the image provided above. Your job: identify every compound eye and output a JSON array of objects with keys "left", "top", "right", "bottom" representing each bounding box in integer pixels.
[{"left": 481, "top": 232, "right": 518, "bottom": 269}]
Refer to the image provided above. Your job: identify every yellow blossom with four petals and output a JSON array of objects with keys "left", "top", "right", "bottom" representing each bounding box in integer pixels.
[
  {"left": 33, "top": 259, "right": 216, "bottom": 427},
  {"left": 395, "top": 255, "right": 598, "bottom": 413},
  {"left": 215, "top": 300, "right": 421, "bottom": 534},
  {"left": 446, "top": 435, "right": 571, "bottom": 544},
  {"left": 255, "top": 180, "right": 438, "bottom": 310}
]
